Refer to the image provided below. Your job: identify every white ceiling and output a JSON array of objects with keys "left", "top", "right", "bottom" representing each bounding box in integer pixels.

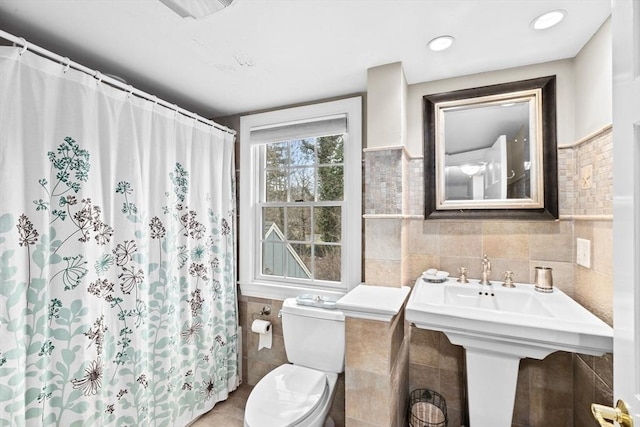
[{"left": 0, "top": 0, "right": 611, "bottom": 119}]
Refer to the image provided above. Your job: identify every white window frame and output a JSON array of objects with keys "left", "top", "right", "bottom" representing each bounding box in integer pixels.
[{"left": 239, "top": 97, "right": 362, "bottom": 300}]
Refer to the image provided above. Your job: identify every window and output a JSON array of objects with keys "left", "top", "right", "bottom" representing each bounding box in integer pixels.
[{"left": 239, "top": 97, "right": 362, "bottom": 300}]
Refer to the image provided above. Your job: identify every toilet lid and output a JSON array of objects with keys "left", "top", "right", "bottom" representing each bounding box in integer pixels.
[{"left": 245, "top": 364, "right": 328, "bottom": 427}]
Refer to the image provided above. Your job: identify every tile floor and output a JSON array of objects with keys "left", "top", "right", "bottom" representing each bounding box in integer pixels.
[{"left": 189, "top": 383, "right": 253, "bottom": 427}]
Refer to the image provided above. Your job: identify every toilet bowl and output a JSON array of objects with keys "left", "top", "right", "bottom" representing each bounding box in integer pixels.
[
  {"left": 244, "top": 364, "right": 338, "bottom": 427},
  {"left": 243, "top": 298, "right": 345, "bottom": 427}
]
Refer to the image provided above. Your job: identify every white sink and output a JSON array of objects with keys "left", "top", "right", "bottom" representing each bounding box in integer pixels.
[
  {"left": 405, "top": 278, "right": 613, "bottom": 427},
  {"left": 443, "top": 283, "right": 552, "bottom": 316}
]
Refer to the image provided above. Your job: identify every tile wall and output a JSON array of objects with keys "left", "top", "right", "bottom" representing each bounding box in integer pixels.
[
  {"left": 235, "top": 123, "right": 612, "bottom": 426},
  {"left": 363, "top": 127, "right": 613, "bottom": 426},
  {"left": 344, "top": 313, "right": 409, "bottom": 426}
]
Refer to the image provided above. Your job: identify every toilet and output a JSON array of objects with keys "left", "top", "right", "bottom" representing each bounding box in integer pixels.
[{"left": 244, "top": 297, "right": 345, "bottom": 427}]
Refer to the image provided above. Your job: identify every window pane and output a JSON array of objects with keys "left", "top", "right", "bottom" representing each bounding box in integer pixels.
[
  {"left": 266, "top": 142, "right": 289, "bottom": 168},
  {"left": 290, "top": 167, "right": 315, "bottom": 202},
  {"left": 289, "top": 244, "right": 312, "bottom": 279},
  {"left": 286, "top": 207, "right": 311, "bottom": 241},
  {"left": 317, "top": 166, "right": 343, "bottom": 201},
  {"left": 262, "top": 241, "right": 284, "bottom": 276},
  {"left": 314, "top": 207, "right": 341, "bottom": 243},
  {"left": 266, "top": 169, "right": 288, "bottom": 202},
  {"left": 314, "top": 245, "right": 341, "bottom": 282},
  {"left": 317, "top": 135, "right": 344, "bottom": 164},
  {"left": 290, "top": 139, "right": 315, "bottom": 167},
  {"left": 263, "top": 207, "right": 284, "bottom": 238}
]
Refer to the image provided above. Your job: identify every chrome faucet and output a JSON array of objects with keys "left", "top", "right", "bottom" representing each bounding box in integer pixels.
[{"left": 479, "top": 254, "right": 492, "bottom": 285}]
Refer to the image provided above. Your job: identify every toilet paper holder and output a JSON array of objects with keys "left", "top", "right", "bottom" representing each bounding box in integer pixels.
[{"left": 251, "top": 305, "right": 271, "bottom": 320}]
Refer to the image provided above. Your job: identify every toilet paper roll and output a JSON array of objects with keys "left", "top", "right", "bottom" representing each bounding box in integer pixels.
[{"left": 251, "top": 319, "right": 272, "bottom": 350}]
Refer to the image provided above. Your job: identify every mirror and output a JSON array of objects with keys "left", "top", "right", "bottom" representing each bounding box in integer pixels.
[{"left": 424, "top": 76, "right": 558, "bottom": 219}]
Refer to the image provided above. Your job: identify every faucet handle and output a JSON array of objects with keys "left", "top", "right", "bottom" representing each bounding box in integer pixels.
[
  {"left": 457, "top": 267, "right": 469, "bottom": 284},
  {"left": 502, "top": 271, "right": 516, "bottom": 288}
]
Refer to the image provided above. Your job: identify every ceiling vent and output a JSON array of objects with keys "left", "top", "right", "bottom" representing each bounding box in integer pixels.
[{"left": 159, "top": 0, "right": 234, "bottom": 19}]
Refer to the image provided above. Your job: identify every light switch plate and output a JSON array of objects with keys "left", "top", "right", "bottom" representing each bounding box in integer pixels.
[{"left": 577, "top": 238, "right": 591, "bottom": 268}]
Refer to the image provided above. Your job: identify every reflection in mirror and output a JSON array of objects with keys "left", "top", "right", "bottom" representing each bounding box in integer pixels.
[
  {"left": 424, "top": 76, "right": 558, "bottom": 220},
  {"left": 442, "top": 96, "right": 535, "bottom": 202}
]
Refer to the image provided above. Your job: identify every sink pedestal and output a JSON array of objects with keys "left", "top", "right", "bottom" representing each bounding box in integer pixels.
[
  {"left": 465, "top": 349, "right": 520, "bottom": 427},
  {"left": 447, "top": 331, "right": 556, "bottom": 427}
]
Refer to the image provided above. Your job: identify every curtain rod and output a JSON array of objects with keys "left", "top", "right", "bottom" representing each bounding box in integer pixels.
[{"left": 0, "top": 29, "right": 236, "bottom": 136}]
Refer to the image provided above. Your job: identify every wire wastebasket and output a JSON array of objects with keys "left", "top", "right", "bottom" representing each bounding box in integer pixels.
[{"left": 408, "top": 389, "right": 448, "bottom": 427}]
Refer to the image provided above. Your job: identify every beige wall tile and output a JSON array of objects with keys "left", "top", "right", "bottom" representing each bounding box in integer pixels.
[
  {"left": 513, "top": 360, "right": 531, "bottom": 426},
  {"left": 344, "top": 418, "right": 379, "bottom": 427},
  {"left": 388, "top": 312, "right": 405, "bottom": 369},
  {"left": 440, "top": 221, "right": 482, "bottom": 257},
  {"left": 409, "top": 327, "right": 440, "bottom": 368},
  {"left": 364, "top": 259, "right": 402, "bottom": 286},
  {"left": 407, "top": 219, "right": 440, "bottom": 255},
  {"left": 574, "top": 219, "right": 595, "bottom": 241},
  {"left": 330, "top": 374, "right": 346, "bottom": 427},
  {"left": 247, "top": 358, "right": 276, "bottom": 386},
  {"left": 241, "top": 356, "right": 248, "bottom": 384},
  {"left": 408, "top": 256, "right": 438, "bottom": 285},
  {"left": 407, "top": 254, "right": 441, "bottom": 283},
  {"left": 523, "top": 353, "right": 573, "bottom": 426},
  {"left": 439, "top": 367, "right": 463, "bottom": 411},
  {"left": 529, "top": 220, "right": 574, "bottom": 262},
  {"left": 247, "top": 332, "right": 287, "bottom": 366},
  {"left": 238, "top": 299, "right": 248, "bottom": 331},
  {"left": 594, "top": 352, "right": 613, "bottom": 390},
  {"left": 401, "top": 253, "right": 412, "bottom": 287},
  {"left": 592, "top": 221, "right": 613, "bottom": 276},
  {"left": 438, "top": 333, "right": 464, "bottom": 372},
  {"left": 529, "top": 352, "right": 572, "bottom": 392},
  {"left": 391, "top": 339, "right": 410, "bottom": 427},
  {"left": 345, "top": 368, "right": 391, "bottom": 425},
  {"left": 409, "top": 363, "right": 440, "bottom": 395},
  {"left": 446, "top": 408, "right": 462, "bottom": 427},
  {"left": 345, "top": 318, "right": 391, "bottom": 374},
  {"left": 529, "top": 386, "right": 573, "bottom": 427},
  {"left": 573, "top": 354, "right": 597, "bottom": 427},
  {"left": 482, "top": 221, "right": 530, "bottom": 259},
  {"left": 575, "top": 268, "right": 613, "bottom": 326},
  {"left": 365, "top": 218, "right": 402, "bottom": 261}
]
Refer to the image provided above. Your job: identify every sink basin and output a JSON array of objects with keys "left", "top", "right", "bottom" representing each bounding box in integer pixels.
[
  {"left": 405, "top": 278, "right": 613, "bottom": 427},
  {"left": 443, "top": 284, "right": 552, "bottom": 316},
  {"left": 406, "top": 278, "right": 612, "bottom": 358}
]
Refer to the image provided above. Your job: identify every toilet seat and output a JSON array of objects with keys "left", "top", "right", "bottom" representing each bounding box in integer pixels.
[{"left": 244, "top": 364, "right": 329, "bottom": 427}]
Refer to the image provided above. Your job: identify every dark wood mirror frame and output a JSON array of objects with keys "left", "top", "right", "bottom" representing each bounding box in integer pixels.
[{"left": 423, "top": 75, "right": 558, "bottom": 220}]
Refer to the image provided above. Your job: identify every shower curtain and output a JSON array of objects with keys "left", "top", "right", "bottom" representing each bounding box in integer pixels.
[{"left": 0, "top": 47, "right": 238, "bottom": 426}]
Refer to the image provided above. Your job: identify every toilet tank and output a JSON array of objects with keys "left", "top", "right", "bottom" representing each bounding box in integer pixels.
[{"left": 280, "top": 298, "right": 345, "bottom": 373}]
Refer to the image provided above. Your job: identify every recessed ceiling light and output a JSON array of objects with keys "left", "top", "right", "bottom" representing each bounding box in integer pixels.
[
  {"left": 531, "top": 10, "right": 567, "bottom": 30},
  {"left": 428, "top": 35, "right": 455, "bottom": 52}
]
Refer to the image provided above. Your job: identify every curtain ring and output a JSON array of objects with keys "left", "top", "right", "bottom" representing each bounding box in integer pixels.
[
  {"left": 151, "top": 96, "right": 159, "bottom": 106},
  {"left": 127, "top": 85, "right": 134, "bottom": 98},
  {"left": 94, "top": 71, "right": 103, "bottom": 83},
  {"left": 17, "top": 37, "right": 28, "bottom": 55},
  {"left": 62, "top": 57, "right": 71, "bottom": 73}
]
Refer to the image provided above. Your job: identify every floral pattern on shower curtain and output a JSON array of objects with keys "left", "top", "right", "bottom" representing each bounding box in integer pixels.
[{"left": 0, "top": 47, "right": 238, "bottom": 426}]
